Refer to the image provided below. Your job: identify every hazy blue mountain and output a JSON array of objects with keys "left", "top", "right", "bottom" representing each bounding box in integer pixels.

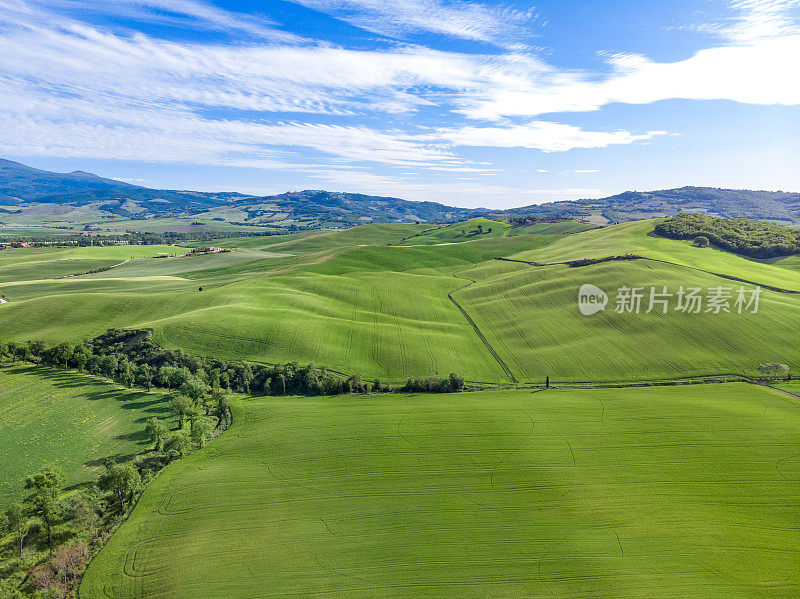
[
  {"left": 0, "top": 159, "right": 137, "bottom": 203},
  {"left": 484, "top": 187, "right": 800, "bottom": 224}
]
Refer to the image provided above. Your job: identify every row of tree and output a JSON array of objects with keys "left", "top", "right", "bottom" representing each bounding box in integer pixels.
[
  {"left": 507, "top": 216, "right": 568, "bottom": 227},
  {"left": 0, "top": 229, "right": 288, "bottom": 248},
  {"left": 1, "top": 328, "right": 468, "bottom": 398},
  {"left": 654, "top": 213, "right": 800, "bottom": 258},
  {"left": 565, "top": 254, "right": 641, "bottom": 267}
]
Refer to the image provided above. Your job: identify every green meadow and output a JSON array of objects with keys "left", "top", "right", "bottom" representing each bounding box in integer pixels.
[
  {"left": 0, "top": 365, "right": 173, "bottom": 508},
  {"left": 81, "top": 384, "right": 800, "bottom": 598}
]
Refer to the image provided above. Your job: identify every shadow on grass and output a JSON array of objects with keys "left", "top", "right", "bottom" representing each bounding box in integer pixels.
[{"left": 2, "top": 362, "right": 176, "bottom": 431}]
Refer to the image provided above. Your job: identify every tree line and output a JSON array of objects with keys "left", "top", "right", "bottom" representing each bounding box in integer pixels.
[
  {"left": 0, "top": 229, "right": 288, "bottom": 248},
  {"left": 1, "top": 328, "right": 467, "bottom": 398},
  {"left": 654, "top": 213, "right": 800, "bottom": 258}
]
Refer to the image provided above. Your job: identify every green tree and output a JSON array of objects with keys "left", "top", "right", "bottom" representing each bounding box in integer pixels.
[
  {"left": 180, "top": 377, "right": 209, "bottom": 402},
  {"left": 24, "top": 465, "right": 64, "bottom": 551},
  {"left": 190, "top": 416, "right": 214, "bottom": 447},
  {"left": 117, "top": 357, "right": 134, "bottom": 387},
  {"left": 448, "top": 372, "right": 465, "bottom": 392},
  {"left": 99, "top": 355, "right": 118, "bottom": 379},
  {"left": 165, "top": 431, "right": 192, "bottom": 457},
  {"left": 27, "top": 340, "right": 45, "bottom": 359},
  {"left": 693, "top": 235, "right": 710, "bottom": 247},
  {"left": 53, "top": 342, "right": 73, "bottom": 369},
  {"left": 169, "top": 394, "right": 193, "bottom": 429},
  {"left": 137, "top": 363, "right": 153, "bottom": 390},
  {"left": 4, "top": 502, "right": 28, "bottom": 557},
  {"left": 212, "top": 390, "right": 231, "bottom": 429},
  {"left": 100, "top": 463, "right": 141, "bottom": 513},
  {"left": 145, "top": 417, "right": 168, "bottom": 451},
  {"left": 71, "top": 344, "right": 89, "bottom": 371}
]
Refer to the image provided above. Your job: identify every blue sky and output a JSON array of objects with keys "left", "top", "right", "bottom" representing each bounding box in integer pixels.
[{"left": 1, "top": 0, "right": 799, "bottom": 208}]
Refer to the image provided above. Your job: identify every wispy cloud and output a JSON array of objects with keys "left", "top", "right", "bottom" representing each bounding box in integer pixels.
[
  {"left": 2, "top": 0, "right": 300, "bottom": 41},
  {"left": 703, "top": 0, "right": 800, "bottom": 42},
  {"left": 0, "top": 10, "right": 658, "bottom": 169},
  {"left": 288, "top": 0, "right": 535, "bottom": 44}
]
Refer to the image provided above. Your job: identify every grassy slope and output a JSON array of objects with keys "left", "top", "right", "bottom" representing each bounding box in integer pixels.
[
  {"left": 81, "top": 384, "right": 800, "bottom": 599},
  {"left": 455, "top": 258, "right": 800, "bottom": 383},
  {"left": 508, "top": 219, "right": 800, "bottom": 292},
  {"left": 773, "top": 380, "right": 800, "bottom": 396},
  {"left": 0, "top": 223, "right": 797, "bottom": 383},
  {"left": 0, "top": 365, "right": 173, "bottom": 508},
  {"left": 509, "top": 221, "right": 597, "bottom": 235},
  {"left": 0, "top": 245, "right": 190, "bottom": 285},
  {"left": 397, "top": 218, "right": 511, "bottom": 245},
  {"left": 0, "top": 234, "right": 550, "bottom": 383}
]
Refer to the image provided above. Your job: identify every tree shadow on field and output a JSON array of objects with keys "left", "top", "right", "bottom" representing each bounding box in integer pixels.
[
  {"left": 81, "top": 452, "right": 137, "bottom": 472},
  {"left": 62, "top": 479, "right": 98, "bottom": 495},
  {"left": 115, "top": 429, "right": 150, "bottom": 443},
  {"left": 26, "top": 367, "right": 90, "bottom": 389}
]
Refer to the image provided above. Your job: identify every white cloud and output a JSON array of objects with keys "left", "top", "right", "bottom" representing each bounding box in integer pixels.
[
  {"left": 433, "top": 122, "right": 666, "bottom": 152},
  {"left": 2, "top": 0, "right": 300, "bottom": 41},
  {"left": 457, "top": 33, "right": 800, "bottom": 119}
]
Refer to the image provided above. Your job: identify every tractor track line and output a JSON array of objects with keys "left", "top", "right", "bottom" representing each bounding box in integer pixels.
[{"left": 448, "top": 279, "right": 518, "bottom": 384}]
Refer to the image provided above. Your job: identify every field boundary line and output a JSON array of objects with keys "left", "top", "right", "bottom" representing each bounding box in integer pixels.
[
  {"left": 758, "top": 382, "right": 800, "bottom": 401},
  {"left": 448, "top": 279, "right": 518, "bottom": 384},
  {"left": 495, "top": 256, "right": 800, "bottom": 294},
  {"left": 52, "top": 258, "right": 131, "bottom": 280}
]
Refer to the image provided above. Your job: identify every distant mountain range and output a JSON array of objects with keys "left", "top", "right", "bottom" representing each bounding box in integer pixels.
[
  {"left": 0, "top": 159, "right": 475, "bottom": 226},
  {"left": 1, "top": 158, "right": 798, "bottom": 227},
  {"left": 484, "top": 187, "right": 800, "bottom": 225}
]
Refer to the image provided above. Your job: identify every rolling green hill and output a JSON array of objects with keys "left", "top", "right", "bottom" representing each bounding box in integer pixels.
[
  {"left": 509, "top": 219, "right": 800, "bottom": 292},
  {"left": 455, "top": 258, "right": 799, "bottom": 382},
  {"left": 0, "top": 365, "right": 173, "bottom": 508},
  {"left": 396, "top": 218, "right": 511, "bottom": 245},
  {"left": 81, "top": 384, "right": 800, "bottom": 598},
  {"left": 0, "top": 222, "right": 797, "bottom": 384}
]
